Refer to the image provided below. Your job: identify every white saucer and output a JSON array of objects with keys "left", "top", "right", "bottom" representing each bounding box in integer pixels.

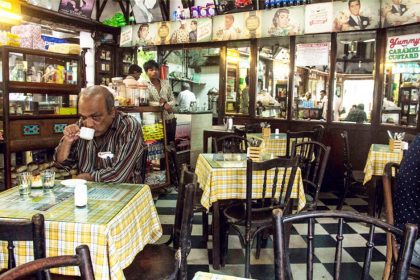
[{"left": 61, "top": 179, "right": 87, "bottom": 187}]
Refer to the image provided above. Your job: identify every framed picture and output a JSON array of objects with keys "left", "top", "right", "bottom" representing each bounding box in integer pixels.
[
  {"left": 58, "top": 0, "right": 95, "bottom": 18},
  {"left": 131, "top": 0, "right": 164, "bottom": 24}
]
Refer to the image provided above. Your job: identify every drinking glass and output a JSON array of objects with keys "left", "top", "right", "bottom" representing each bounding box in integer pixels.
[
  {"left": 18, "top": 172, "right": 32, "bottom": 196},
  {"left": 41, "top": 169, "right": 55, "bottom": 191}
]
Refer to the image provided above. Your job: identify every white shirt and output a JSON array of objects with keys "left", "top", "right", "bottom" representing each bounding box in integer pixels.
[{"left": 177, "top": 89, "right": 196, "bottom": 110}]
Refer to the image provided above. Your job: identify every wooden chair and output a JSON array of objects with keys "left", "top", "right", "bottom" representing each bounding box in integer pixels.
[
  {"left": 312, "top": 124, "right": 325, "bottom": 142},
  {"left": 272, "top": 209, "right": 418, "bottom": 280},
  {"left": 0, "top": 213, "right": 46, "bottom": 280},
  {"left": 336, "top": 130, "right": 365, "bottom": 210},
  {"left": 0, "top": 245, "right": 94, "bottom": 280},
  {"left": 291, "top": 141, "right": 331, "bottom": 210},
  {"left": 123, "top": 183, "right": 196, "bottom": 280},
  {"left": 220, "top": 157, "right": 300, "bottom": 278},
  {"left": 285, "top": 130, "right": 318, "bottom": 157},
  {"left": 234, "top": 123, "right": 262, "bottom": 138},
  {"left": 382, "top": 162, "right": 420, "bottom": 280},
  {"left": 212, "top": 135, "right": 251, "bottom": 154}
]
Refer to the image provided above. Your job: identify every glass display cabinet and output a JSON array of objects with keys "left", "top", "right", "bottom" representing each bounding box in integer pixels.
[
  {"left": 119, "top": 106, "right": 170, "bottom": 190},
  {"left": 0, "top": 46, "right": 81, "bottom": 189}
]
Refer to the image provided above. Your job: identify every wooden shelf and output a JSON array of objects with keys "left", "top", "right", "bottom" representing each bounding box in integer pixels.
[
  {"left": 118, "top": 106, "right": 163, "bottom": 113},
  {"left": 9, "top": 137, "right": 62, "bottom": 153},
  {"left": 169, "top": 77, "right": 206, "bottom": 85},
  {"left": 8, "top": 81, "right": 80, "bottom": 94},
  {"left": 0, "top": 46, "right": 80, "bottom": 60},
  {"left": 8, "top": 114, "right": 78, "bottom": 120}
]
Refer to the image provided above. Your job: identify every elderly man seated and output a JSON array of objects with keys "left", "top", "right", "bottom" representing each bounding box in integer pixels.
[{"left": 54, "top": 86, "right": 145, "bottom": 183}]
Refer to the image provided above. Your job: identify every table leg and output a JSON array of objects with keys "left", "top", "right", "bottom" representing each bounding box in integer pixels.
[
  {"left": 212, "top": 201, "right": 220, "bottom": 269},
  {"left": 203, "top": 132, "right": 209, "bottom": 153},
  {"left": 367, "top": 176, "right": 383, "bottom": 218}
]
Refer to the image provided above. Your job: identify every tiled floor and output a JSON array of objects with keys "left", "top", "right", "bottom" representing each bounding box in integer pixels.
[{"left": 155, "top": 190, "right": 387, "bottom": 280}]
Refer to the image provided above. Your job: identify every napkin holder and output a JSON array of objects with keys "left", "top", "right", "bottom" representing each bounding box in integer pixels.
[
  {"left": 247, "top": 137, "right": 265, "bottom": 162},
  {"left": 262, "top": 127, "right": 271, "bottom": 138},
  {"left": 389, "top": 139, "right": 402, "bottom": 152}
]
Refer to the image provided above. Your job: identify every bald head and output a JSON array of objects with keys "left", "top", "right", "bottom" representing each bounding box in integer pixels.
[{"left": 79, "top": 86, "right": 115, "bottom": 114}]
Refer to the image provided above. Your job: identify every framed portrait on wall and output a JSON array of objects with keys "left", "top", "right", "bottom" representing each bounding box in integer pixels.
[
  {"left": 381, "top": 0, "right": 420, "bottom": 27},
  {"left": 58, "top": 0, "right": 95, "bottom": 18},
  {"left": 332, "top": 0, "right": 380, "bottom": 32},
  {"left": 131, "top": 0, "right": 164, "bottom": 24}
]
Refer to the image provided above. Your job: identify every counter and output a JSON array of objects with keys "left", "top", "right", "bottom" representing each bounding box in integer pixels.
[{"left": 175, "top": 112, "right": 213, "bottom": 167}]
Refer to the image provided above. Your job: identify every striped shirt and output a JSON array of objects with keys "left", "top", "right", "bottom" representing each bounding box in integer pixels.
[
  {"left": 54, "top": 111, "right": 145, "bottom": 183},
  {"left": 145, "top": 78, "right": 175, "bottom": 121}
]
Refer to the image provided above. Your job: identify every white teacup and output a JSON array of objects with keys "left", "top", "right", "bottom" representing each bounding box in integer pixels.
[{"left": 79, "top": 127, "right": 95, "bottom": 140}]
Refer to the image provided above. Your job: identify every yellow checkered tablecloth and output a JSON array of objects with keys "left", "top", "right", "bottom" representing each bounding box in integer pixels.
[
  {"left": 193, "top": 271, "right": 253, "bottom": 279},
  {"left": 195, "top": 154, "right": 306, "bottom": 211},
  {"left": 247, "top": 133, "right": 287, "bottom": 157},
  {"left": 0, "top": 183, "right": 162, "bottom": 280},
  {"left": 363, "top": 144, "right": 404, "bottom": 184}
]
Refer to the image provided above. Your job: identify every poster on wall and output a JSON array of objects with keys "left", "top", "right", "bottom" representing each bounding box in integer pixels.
[
  {"left": 381, "top": 0, "right": 420, "bottom": 27},
  {"left": 132, "top": 22, "right": 158, "bottom": 46},
  {"left": 169, "top": 18, "right": 212, "bottom": 43},
  {"left": 296, "top": 43, "right": 330, "bottom": 67},
  {"left": 58, "top": 0, "right": 95, "bottom": 18},
  {"left": 212, "top": 11, "right": 261, "bottom": 41},
  {"left": 304, "top": 2, "right": 334, "bottom": 34},
  {"left": 261, "top": 6, "right": 305, "bottom": 37},
  {"left": 152, "top": 22, "right": 171, "bottom": 45},
  {"left": 386, "top": 33, "right": 420, "bottom": 62},
  {"left": 120, "top": 25, "right": 133, "bottom": 47},
  {"left": 196, "top": 18, "right": 212, "bottom": 42},
  {"left": 27, "top": 0, "right": 60, "bottom": 11},
  {"left": 214, "top": 0, "right": 254, "bottom": 14},
  {"left": 130, "top": 0, "right": 164, "bottom": 23},
  {"left": 332, "top": 0, "right": 380, "bottom": 32}
]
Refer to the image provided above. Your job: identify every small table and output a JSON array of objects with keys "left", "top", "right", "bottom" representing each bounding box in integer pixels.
[
  {"left": 195, "top": 154, "right": 305, "bottom": 269},
  {"left": 363, "top": 144, "right": 404, "bottom": 217},
  {"left": 247, "top": 133, "right": 287, "bottom": 157},
  {"left": 0, "top": 183, "right": 162, "bottom": 280}
]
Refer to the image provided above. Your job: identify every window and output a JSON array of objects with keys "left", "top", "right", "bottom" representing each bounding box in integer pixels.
[
  {"left": 225, "top": 42, "right": 251, "bottom": 115},
  {"left": 382, "top": 25, "right": 419, "bottom": 127},
  {"left": 293, "top": 34, "right": 330, "bottom": 121},
  {"left": 333, "top": 31, "right": 375, "bottom": 124},
  {"left": 256, "top": 38, "right": 290, "bottom": 119}
]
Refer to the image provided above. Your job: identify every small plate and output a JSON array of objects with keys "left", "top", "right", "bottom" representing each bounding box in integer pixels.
[{"left": 61, "top": 179, "right": 87, "bottom": 187}]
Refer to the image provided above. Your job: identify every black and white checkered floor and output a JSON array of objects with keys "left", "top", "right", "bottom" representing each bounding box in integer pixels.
[{"left": 155, "top": 190, "right": 386, "bottom": 280}]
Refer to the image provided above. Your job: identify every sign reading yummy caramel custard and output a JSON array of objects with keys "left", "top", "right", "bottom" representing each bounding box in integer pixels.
[{"left": 387, "top": 33, "right": 420, "bottom": 62}]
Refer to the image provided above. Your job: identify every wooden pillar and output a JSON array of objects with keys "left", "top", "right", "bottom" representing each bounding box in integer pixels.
[
  {"left": 287, "top": 36, "right": 296, "bottom": 121},
  {"left": 327, "top": 33, "right": 337, "bottom": 123},
  {"left": 372, "top": 28, "right": 387, "bottom": 127}
]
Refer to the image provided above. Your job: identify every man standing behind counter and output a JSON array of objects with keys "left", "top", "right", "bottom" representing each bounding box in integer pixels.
[
  {"left": 143, "top": 60, "right": 177, "bottom": 143},
  {"left": 54, "top": 86, "right": 145, "bottom": 183}
]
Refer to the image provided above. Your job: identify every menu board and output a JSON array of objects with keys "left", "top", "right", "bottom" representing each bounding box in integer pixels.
[
  {"left": 382, "top": 0, "right": 420, "bottom": 28},
  {"left": 58, "top": 0, "right": 95, "bottom": 18},
  {"left": 296, "top": 43, "right": 330, "bottom": 67},
  {"left": 261, "top": 6, "right": 305, "bottom": 38},
  {"left": 332, "top": 0, "right": 381, "bottom": 32},
  {"left": 130, "top": 0, "right": 164, "bottom": 23},
  {"left": 386, "top": 33, "right": 420, "bottom": 62},
  {"left": 304, "top": 2, "right": 334, "bottom": 34}
]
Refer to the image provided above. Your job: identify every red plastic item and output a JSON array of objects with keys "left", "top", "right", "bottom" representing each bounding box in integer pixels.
[{"left": 160, "top": 64, "right": 169, "bottom": 80}]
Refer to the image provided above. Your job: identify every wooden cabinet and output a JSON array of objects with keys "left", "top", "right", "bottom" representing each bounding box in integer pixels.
[
  {"left": 95, "top": 44, "right": 115, "bottom": 85},
  {"left": 399, "top": 87, "right": 419, "bottom": 126},
  {"left": 0, "top": 46, "right": 81, "bottom": 189}
]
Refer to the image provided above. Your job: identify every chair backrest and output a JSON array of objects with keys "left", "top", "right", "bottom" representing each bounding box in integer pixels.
[
  {"left": 0, "top": 245, "right": 95, "bottom": 280},
  {"left": 272, "top": 209, "right": 418, "bottom": 280},
  {"left": 176, "top": 183, "right": 196, "bottom": 280},
  {"left": 213, "top": 135, "right": 250, "bottom": 153},
  {"left": 291, "top": 141, "right": 331, "bottom": 209},
  {"left": 382, "top": 162, "right": 401, "bottom": 279},
  {"left": 167, "top": 142, "right": 180, "bottom": 188},
  {"left": 140, "top": 144, "right": 148, "bottom": 184},
  {"left": 312, "top": 125, "right": 325, "bottom": 142},
  {"left": 286, "top": 130, "right": 318, "bottom": 157},
  {"left": 341, "top": 130, "right": 352, "bottom": 172},
  {"left": 173, "top": 166, "right": 197, "bottom": 249},
  {"left": 0, "top": 214, "right": 46, "bottom": 279},
  {"left": 245, "top": 157, "right": 299, "bottom": 229}
]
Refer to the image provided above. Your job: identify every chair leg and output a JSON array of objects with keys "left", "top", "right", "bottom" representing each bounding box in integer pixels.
[
  {"left": 220, "top": 216, "right": 229, "bottom": 267},
  {"left": 202, "top": 210, "right": 209, "bottom": 243},
  {"left": 245, "top": 239, "right": 251, "bottom": 278},
  {"left": 256, "top": 232, "right": 262, "bottom": 260},
  {"left": 337, "top": 176, "right": 349, "bottom": 210}
]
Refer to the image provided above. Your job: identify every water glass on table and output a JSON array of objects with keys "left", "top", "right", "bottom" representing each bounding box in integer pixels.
[
  {"left": 18, "top": 172, "right": 32, "bottom": 196},
  {"left": 41, "top": 169, "right": 55, "bottom": 191}
]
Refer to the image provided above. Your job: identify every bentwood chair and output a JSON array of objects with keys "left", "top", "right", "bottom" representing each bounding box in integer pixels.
[
  {"left": 221, "top": 157, "right": 300, "bottom": 278},
  {"left": 285, "top": 130, "right": 318, "bottom": 157},
  {"left": 382, "top": 162, "right": 420, "bottom": 280},
  {"left": 124, "top": 183, "right": 196, "bottom": 280},
  {"left": 0, "top": 245, "right": 95, "bottom": 280},
  {"left": 0, "top": 214, "right": 47, "bottom": 280},
  {"left": 212, "top": 135, "right": 251, "bottom": 154},
  {"left": 272, "top": 209, "right": 418, "bottom": 280},
  {"left": 312, "top": 124, "right": 325, "bottom": 142},
  {"left": 336, "top": 131, "right": 365, "bottom": 210},
  {"left": 234, "top": 123, "right": 262, "bottom": 138},
  {"left": 140, "top": 144, "right": 148, "bottom": 184},
  {"left": 291, "top": 141, "right": 331, "bottom": 210}
]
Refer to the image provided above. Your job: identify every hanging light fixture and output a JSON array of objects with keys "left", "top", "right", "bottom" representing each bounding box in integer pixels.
[{"left": 0, "top": 0, "right": 22, "bottom": 25}]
